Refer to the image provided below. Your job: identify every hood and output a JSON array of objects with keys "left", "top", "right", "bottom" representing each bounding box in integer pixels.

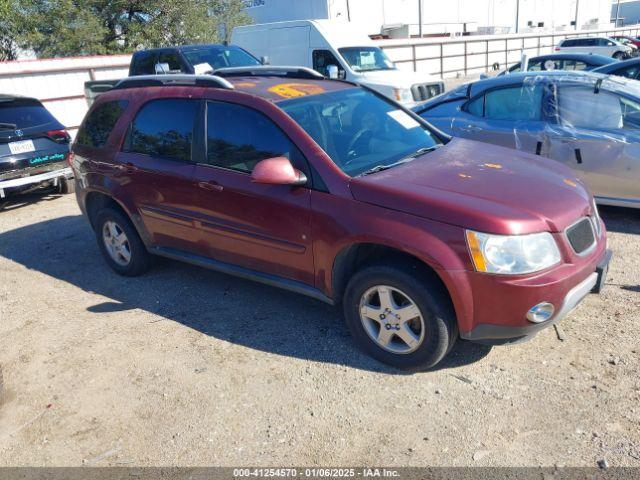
[
  {"left": 355, "top": 69, "right": 442, "bottom": 88},
  {"left": 349, "top": 138, "right": 593, "bottom": 234}
]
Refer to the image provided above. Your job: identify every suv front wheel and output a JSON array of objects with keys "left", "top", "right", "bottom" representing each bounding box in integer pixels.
[
  {"left": 94, "top": 207, "right": 151, "bottom": 276},
  {"left": 343, "top": 262, "right": 457, "bottom": 370}
]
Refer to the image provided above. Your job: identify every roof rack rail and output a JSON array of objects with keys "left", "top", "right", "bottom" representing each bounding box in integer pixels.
[
  {"left": 113, "top": 74, "right": 235, "bottom": 91},
  {"left": 214, "top": 66, "right": 325, "bottom": 80}
]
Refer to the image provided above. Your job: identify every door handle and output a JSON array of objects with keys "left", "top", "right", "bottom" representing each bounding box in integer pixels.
[
  {"left": 198, "top": 181, "right": 223, "bottom": 191},
  {"left": 461, "top": 124, "right": 482, "bottom": 133},
  {"left": 116, "top": 162, "right": 138, "bottom": 173}
]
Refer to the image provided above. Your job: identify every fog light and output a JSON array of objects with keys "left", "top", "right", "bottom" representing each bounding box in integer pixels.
[{"left": 526, "top": 302, "right": 555, "bottom": 323}]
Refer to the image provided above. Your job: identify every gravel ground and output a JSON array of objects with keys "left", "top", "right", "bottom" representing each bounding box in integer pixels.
[{"left": 0, "top": 190, "right": 638, "bottom": 467}]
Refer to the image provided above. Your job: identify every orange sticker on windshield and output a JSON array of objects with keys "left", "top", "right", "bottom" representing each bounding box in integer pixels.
[
  {"left": 563, "top": 179, "right": 577, "bottom": 187},
  {"left": 267, "top": 83, "right": 326, "bottom": 98}
]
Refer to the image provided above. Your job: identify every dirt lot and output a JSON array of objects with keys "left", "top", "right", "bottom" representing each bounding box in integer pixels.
[{"left": 0, "top": 191, "right": 638, "bottom": 467}]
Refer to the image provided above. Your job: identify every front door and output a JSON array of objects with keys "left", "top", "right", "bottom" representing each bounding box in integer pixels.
[
  {"left": 455, "top": 82, "right": 546, "bottom": 154},
  {"left": 190, "top": 100, "right": 314, "bottom": 285}
]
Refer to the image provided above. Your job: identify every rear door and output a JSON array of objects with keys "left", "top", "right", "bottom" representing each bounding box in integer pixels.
[
  {"left": 547, "top": 84, "right": 640, "bottom": 203},
  {"left": 116, "top": 97, "right": 201, "bottom": 250},
  {"left": 190, "top": 100, "right": 314, "bottom": 285},
  {"left": 0, "top": 98, "right": 70, "bottom": 179}
]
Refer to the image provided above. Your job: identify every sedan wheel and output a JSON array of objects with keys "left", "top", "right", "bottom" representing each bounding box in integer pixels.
[{"left": 359, "top": 285, "right": 425, "bottom": 354}]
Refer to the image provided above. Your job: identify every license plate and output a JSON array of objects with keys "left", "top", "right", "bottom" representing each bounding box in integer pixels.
[{"left": 9, "top": 139, "right": 35, "bottom": 155}]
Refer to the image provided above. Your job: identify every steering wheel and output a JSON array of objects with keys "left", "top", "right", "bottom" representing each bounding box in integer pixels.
[{"left": 346, "top": 129, "right": 373, "bottom": 162}]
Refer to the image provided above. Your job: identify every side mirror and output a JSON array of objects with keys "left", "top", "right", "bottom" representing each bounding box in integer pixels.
[
  {"left": 251, "top": 157, "right": 307, "bottom": 186},
  {"left": 260, "top": 55, "right": 270, "bottom": 65},
  {"left": 327, "top": 64, "right": 339, "bottom": 79}
]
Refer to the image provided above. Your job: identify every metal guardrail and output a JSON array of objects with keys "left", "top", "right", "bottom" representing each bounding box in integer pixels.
[{"left": 378, "top": 25, "right": 640, "bottom": 77}]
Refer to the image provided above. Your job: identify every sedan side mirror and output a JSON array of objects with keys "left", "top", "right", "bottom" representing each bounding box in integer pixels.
[
  {"left": 251, "top": 157, "right": 307, "bottom": 186},
  {"left": 261, "top": 55, "right": 270, "bottom": 65}
]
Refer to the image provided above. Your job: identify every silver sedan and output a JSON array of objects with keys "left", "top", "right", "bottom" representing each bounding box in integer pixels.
[{"left": 414, "top": 71, "right": 640, "bottom": 208}]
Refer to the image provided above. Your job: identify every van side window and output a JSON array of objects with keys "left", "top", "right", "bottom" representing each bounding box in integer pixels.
[
  {"left": 313, "top": 50, "right": 342, "bottom": 77},
  {"left": 127, "top": 99, "right": 198, "bottom": 162},
  {"left": 76, "top": 100, "right": 128, "bottom": 148},
  {"left": 205, "top": 101, "right": 304, "bottom": 174}
]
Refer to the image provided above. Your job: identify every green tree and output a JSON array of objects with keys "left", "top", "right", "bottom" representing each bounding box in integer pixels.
[
  {"left": 0, "top": 0, "right": 26, "bottom": 60},
  {"left": 7, "top": 0, "right": 252, "bottom": 59}
]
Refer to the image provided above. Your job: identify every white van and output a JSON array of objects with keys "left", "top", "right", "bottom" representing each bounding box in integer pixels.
[{"left": 231, "top": 20, "right": 445, "bottom": 106}]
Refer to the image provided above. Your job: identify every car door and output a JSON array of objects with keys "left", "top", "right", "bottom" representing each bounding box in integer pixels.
[
  {"left": 545, "top": 84, "right": 639, "bottom": 203},
  {"left": 117, "top": 97, "right": 200, "bottom": 251},
  {"left": 189, "top": 100, "right": 315, "bottom": 285},
  {"left": 453, "top": 83, "right": 547, "bottom": 154}
]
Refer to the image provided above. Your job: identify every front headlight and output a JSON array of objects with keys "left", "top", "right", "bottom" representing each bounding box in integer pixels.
[
  {"left": 393, "top": 88, "right": 413, "bottom": 103},
  {"left": 466, "top": 230, "right": 561, "bottom": 275}
]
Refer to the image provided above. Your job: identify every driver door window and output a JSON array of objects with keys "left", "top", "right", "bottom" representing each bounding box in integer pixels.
[
  {"left": 313, "top": 50, "right": 343, "bottom": 77},
  {"left": 466, "top": 85, "right": 543, "bottom": 121},
  {"left": 205, "top": 101, "right": 305, "bottom": 174}
]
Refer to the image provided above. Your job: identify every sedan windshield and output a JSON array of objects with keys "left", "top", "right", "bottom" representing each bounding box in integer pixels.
[
  {"left": 280, "top": 88, "right": 442, "bottom": 176},
  {"left": 338, "top": 47, "right": 395, "bottom": 72},
  {"left": 183, "top": 46, "right": 261, "bottom": 71}
]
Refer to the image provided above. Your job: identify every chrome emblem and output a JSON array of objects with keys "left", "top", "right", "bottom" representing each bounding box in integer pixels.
[{"left": 15, "top": 129, "right": 23, "bottom": 137}]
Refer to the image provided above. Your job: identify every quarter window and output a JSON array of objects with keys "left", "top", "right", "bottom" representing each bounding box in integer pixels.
[
  {"left": 128, "top": 99, "right": 198, "bottom": 162},
  {"left": 205, "top": 102, "right": 301, "bottom": 173},
  {"left": 76, "top": 100, "right": 128, "bottom": 148}
]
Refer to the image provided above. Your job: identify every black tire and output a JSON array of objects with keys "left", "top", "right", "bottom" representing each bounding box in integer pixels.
[
  {"left": 343, "top": 261, "right": 457, "bottom": 370},
  {"left": 57, "top": 177, "right": 76, "bottom": 194},
  {"left": 613, "top": 51, "right": 626, "bottom": 60},
  {"left": 94, "top": 207, "right": 151, "bottom": 276}
]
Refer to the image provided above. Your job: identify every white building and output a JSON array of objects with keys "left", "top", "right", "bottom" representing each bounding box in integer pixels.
[{"left": 243, "top": 0, "right": 614, "bottom": 36}]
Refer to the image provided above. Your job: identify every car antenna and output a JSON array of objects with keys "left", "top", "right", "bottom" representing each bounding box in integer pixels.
[{"left": 594, "top": 78, "right": 603, "bottom": 94}]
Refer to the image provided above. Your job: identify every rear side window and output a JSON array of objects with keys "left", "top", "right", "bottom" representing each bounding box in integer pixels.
[
  {"left": 130, "top": 51, "right": 157, "bottom": 76},
  {"left": 205, "top": 101, "right": 300, "bottom": 173},
  {"left": 562, "top": 39, "right": 577, "bottom": 47},
  {"left": 127, "top": 99, "right": 198, "bottom": 162},
  {"left": 157, "top": 51, "right": 185, "bottom": 74},
  {"left": 76, "top": 100, "right": 128, "bottom": 148},
  {"left": 0, "top": 98, "right": 57, "bottom": 129}
]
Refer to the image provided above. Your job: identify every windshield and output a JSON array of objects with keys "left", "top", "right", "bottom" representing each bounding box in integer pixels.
[
  {"left": 183, "top": 46, "right": 260, "bottom": 71},
  {"left": 338, "top": 47, "right": 395, "bottom": 72},
  {"left": 280, "top": 88, "right": 442, "bottom": 176}
]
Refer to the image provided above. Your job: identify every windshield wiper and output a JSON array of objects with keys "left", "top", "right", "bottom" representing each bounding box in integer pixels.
[
  {"left": 358, "top": 145, "right": 441, "bottom": 176},
  {"left": 0, "top": 122, "right": 17, "bottom": 131}
]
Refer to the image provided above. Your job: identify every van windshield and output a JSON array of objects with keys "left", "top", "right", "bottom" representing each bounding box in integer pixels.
[
  {"left": 280, "top": 88, "right": 442, "bottom": 177},
  {"left": 338, "top": 47, "right": 396, "bottom": 72},
  {"left": 183, "top": 46, "right": 261, "bottom": 71}
]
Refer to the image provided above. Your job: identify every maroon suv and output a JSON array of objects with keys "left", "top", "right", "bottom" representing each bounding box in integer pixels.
[{"left": 71, "top": 68, "right": 611, "bottom": 369}]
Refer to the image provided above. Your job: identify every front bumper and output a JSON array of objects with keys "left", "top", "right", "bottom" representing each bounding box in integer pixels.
[
  {"left": 0, "top": 167, "right": 73, "bottom": 198},
  {"left": 460, "top": 248, "right": 612, "bottom": 343}
]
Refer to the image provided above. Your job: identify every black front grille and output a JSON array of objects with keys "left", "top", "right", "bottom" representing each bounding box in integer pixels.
[
  {"left": 566, "top": 218, "right": 596, "bottom": 254},
  {"left": 411, "top": 83, "right": 443, "bottom": 102}
]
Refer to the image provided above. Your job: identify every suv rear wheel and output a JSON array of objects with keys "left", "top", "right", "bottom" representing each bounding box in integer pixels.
[
  {"left": 343, "top": 262, "right": 457, "bottom": 370},
  {"left": 613, "top": 51, "right": 626, "bottom": 60},
  {"left": 94, "top": 207, "right": 151, "bottom": 276}
]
